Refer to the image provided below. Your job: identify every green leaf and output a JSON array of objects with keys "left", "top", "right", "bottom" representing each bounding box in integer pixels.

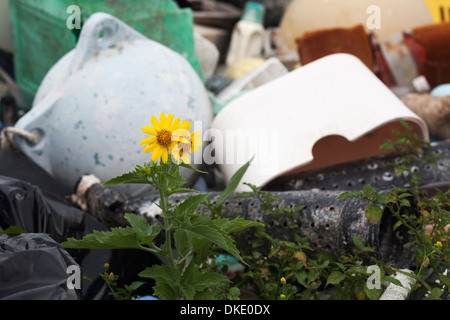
[
  {"left": 0, "top": 226, "right": 26, "bottom": 235},
  {"left": 174, "top": 228, "right": 190, "bottom": 259},
  {"left": 365, "top": 205, "right": 383, "bottom": 224},
  {"left": 376, "top": 194, "right": 393, "bottom": 205},
  {"left": 173, "top": 193, "right": 210, "bottom": 220},
  {"left": 307, "top": 268, "right": 321, "bottom": 283},
  {"left": 400, "top": 198, "right": 411, "bottom": 207},
  {"left": 393, "top": 220, "right": 403, "bottom": 231},
  {"left": 157, "top": 163, "right": 186, "bottom": 189},
  {"left": 428, "top": 287, "right": 443, "bottom": 300},
  {"left": 139, "top": 264, "right": 180, "bottom": 285},
  {"left": 336, "top": 190, "right": 364, "bottom": 199},
  {"left": 220, "top": 217, "right": 263, "bottom": 234},
  {"left": 61, "top": 227, "right": 141, "bottom": 249},
  {"left": 124, "top": 213, "right": 161, "bottom": 245},
  {"left": 364, "top": 285, "right": 382, "bottom": 300},
  {"left": 124, "top": 281, "right": 145, "bottom": 293},
  {"left": 152, "top": 282, "right": 177, "bottom": 300},
  {"left": 179, "top": 163, "right": 207, "bottom": 174},
  {"left": 363, "top": 184, "right": 377, "bottom": 197},
  {"left": 214, "top": 156, "right": 253, "bottom": 208},
  {"left": 352, "top": 235, "right": 363, "bottom": 248},
  {"left": 384, "top": 276, "right": 404, "bottom": 288},
  {"left": 326, "top": 271, "right": 346, "bottom": 286},
  {"left": 102, "top": 170, "right": 150, "bottom": 186},
  {"left": 181, "top": 215, "right": 245, "bottom": 264},
  {"left": 61, "top": 217, "right": 161, "bottom": 251},
  {"left": 181, "top": 263, "right": 230, "bottom": 297}
]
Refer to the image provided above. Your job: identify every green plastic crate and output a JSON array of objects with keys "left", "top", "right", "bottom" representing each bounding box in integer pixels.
[{"left": 9, "top": 0, "right": 203, "bottom": 109}]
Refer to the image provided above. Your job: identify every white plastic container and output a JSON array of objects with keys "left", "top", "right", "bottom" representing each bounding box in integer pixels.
[
  {"left": 12, "top": 13, "right": 213, "bottom": 197},
  {"left": 210, "top": 53, "right": 429, "bottom": 192},
  {"left": 225, "top": 2, "right": 265, "bottom": 66},
  {"left": 217, "top": 57, "right": 288, "bottom": 104}
]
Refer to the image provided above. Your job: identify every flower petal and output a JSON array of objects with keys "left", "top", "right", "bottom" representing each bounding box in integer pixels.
[
  {"left": 143, "top": 143, "right": 157, "bottom": 153},
  {"left": 161, "top": 148, "right": 169, "bottom": 163},
  {"left": 140, "top": 137, "right": 156, "bottom": 146},
  {"left": 141, "top": 126, "right": 157, "bottom": 136},
  {"left": 182, "top": 152, "right": 190, "bottom": 164},
  {"left": 180, "top": 120, "right": 191, "bottom": 131},
  {"left": 169, "top": 117, "right": 181, "bottom": 132},
  {"left": 152, "top": 146, "right": 163, "bottom": 162},
  {"left": 165, "top": 114, "right": 175, "bottom": 129},
  {"left": 150, "top": 115, "right": 161, "bottom": 131}
]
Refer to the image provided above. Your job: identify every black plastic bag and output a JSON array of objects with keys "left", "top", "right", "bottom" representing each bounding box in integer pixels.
[
  {"left": 0, "top": 175, "right": 111, "bottom": 299},
  {"left": 0, "top": 233, "right": 79, "bottom": 300}
]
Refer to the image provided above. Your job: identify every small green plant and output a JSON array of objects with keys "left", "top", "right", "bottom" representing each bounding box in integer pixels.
[
  {"left": 338, "top": 119, "right": 449, "bottom": 299},
  {"left": 100, "top": 263, "right": 144, "bottom": 300},
  {"left": 62, "top": 112, "right": 261, "bottom": 300},
  {"left": 379, "top": 118, "right": 444, "bottom": 200},
  {"left": 61, "top": 115, "right": 447, "bottom": 300},
  {"left": 233, "top": 183, "right": 399, "bottom": 300}
]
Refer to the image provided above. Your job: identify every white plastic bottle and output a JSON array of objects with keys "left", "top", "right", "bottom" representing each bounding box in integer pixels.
[{"left": 225, "top": 1, "right": 265, "bottom": 66}]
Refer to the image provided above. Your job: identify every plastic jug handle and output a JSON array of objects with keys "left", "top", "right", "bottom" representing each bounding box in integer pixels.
[
  {"left": 11, "top": 91, "right": 61, "bottom": 176},
  {"left": 70, "top": 12, "right": 145, "bottom": 72}
]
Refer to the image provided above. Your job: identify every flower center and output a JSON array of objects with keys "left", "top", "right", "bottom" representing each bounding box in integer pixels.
[{"left": 157, "top": 129, "right": 172, "bottom": 148}]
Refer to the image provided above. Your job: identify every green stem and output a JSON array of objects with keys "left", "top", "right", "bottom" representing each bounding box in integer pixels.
[
  {"left": 274, "top": 258, "right": 286, "bottom": 300},
  {"left": 159, "top": 188, "right": 176, "bottom": 269}
]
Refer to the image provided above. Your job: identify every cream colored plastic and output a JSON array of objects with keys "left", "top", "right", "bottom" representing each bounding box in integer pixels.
[{"left": 209, "top": 54, "right": 429, "bottom": 191}]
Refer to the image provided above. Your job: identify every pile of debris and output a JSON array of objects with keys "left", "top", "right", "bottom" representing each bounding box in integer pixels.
[{"left": 0, "top": 0, "right": 448, "bottom": 301}]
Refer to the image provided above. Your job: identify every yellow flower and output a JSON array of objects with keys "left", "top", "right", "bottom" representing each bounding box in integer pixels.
[
  {"left": 171, "top": 122, "right": 202, "bottom": 164},
  {"left": 279, "top": 294, "right": 286, "bottom": 299},
  {"left": 140, "top": 112, "right": 181, "bottom": 163},
  {"left": 103, "top": 263, "right": 109, "bottom": 269},
  {"left": 280, "top": 277, "right": 286, "bottom": 285},
  {"left": 435, "top": 241, "right": 443, "bottom": 248}
]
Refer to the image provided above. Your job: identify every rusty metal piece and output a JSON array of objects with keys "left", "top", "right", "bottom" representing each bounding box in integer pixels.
[
  {"left": 411, "top": 22, "right": 450, "bottom": 88},
  {"left": 295, "top": 24, "right": 375, "bottom": 71}
]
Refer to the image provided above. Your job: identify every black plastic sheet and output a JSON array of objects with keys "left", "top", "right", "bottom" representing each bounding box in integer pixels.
[
  {"left": 0, "top": 233, "right": 79, "bottom": 300},
  {"left": 264, "top": 140, "right": 450, "bottom": 193},
  {"left": 0, "top": 175, "right": 111, "bottom": 299}
]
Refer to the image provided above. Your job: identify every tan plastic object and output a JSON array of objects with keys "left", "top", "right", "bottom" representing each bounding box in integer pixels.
[{"left": 278, "top": 0, "right": 434, "bottom": 53}]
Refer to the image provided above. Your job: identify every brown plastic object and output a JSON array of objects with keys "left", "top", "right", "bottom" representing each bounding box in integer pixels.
[
  {"left": 295, "top": 24, "right": 374, "bottom": 71},
  {"left": 412, "top": 22, "right": 450, "bottom": 88}
]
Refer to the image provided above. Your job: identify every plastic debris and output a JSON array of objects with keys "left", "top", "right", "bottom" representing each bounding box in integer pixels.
[
  {"left": 278, "top": 0, "right": 434, "bottom": 55},
  {"left": 401, "top": 94, "right": 450, "bottom": 141},
  {"left": 379, "top": 269, "right": 415, "bottom": 300},
  {"left": 0, "top": 233, "right": 80, "bottom": 300},
  {"left": 266, "top": 140, "right": 450, "bottom": 194},
  {"left": 10, "top": 13, "right": 213, "bottom": 198},
  {"left": 225, "top": 1, "right": 265, "bottom": 66},
  {"left": 209, "top": 53, "right": 428, "bottom": 192},
  {"left": 0, "top": 175, "right": 112, "bottom": 298},
  {"left": 9, "top": 0, "right": 204, "bottom": 108},
  {"left": 411, "top": 22, "right": 450, "bottom": 89},
  {"left": 296, "top": 24, "right": 375, "bottom": 71}
]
